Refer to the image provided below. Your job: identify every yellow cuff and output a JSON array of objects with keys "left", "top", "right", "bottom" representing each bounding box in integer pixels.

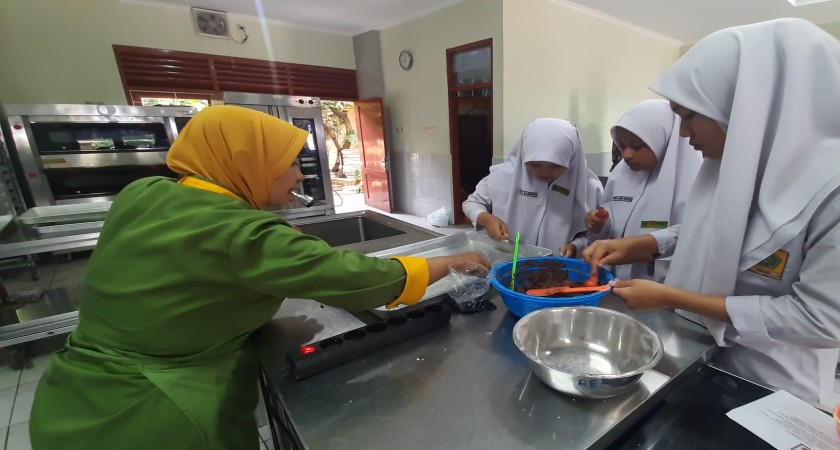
[{"left": 386, "top": 256, "right": 430, "bottom": 309}]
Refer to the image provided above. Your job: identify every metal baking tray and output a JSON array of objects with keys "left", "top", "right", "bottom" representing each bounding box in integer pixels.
[
  {"left": 18, "top": 202, "right": 112, "bottom": 225},
  {"left": 31, "top": 221, "right": 105, "bottom": 236},
  {"left": 367, "top": 231, "right": 553, "bottom": 317}
]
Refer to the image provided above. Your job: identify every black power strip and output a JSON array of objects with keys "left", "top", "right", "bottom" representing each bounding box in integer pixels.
[{"left": 287, "top": 302, "right": 452, "bottom": 380}]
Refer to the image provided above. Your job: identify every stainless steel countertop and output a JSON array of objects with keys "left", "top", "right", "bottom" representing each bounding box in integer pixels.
[
  {"left": 0, "top": 219, "right": 99, "bottom": 259},
  {"left": 0, "top": 209, "right": 439, "bottom": 260},
  {"left": 254, "top": 293, "right": 718, "bottom": 450}
]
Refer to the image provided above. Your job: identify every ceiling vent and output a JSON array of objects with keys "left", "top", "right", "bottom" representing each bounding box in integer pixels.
[{"left": 191, "top": 7, "right": 230, "bottom": 38}]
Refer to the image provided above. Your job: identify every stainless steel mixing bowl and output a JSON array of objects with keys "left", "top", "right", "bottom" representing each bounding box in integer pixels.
[{"left": 512, "top": 306, "right": 663, "bottom": 399}]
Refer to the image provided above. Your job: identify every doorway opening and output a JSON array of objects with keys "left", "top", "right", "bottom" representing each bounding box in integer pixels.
[
  {"left": 446, "top": 39, "right": 493, "bottom": 224},
  {"left": 320, "top": 100, "right": 365, "bottom": 212},
  {"left": 321, "top": 99, "right": 391, "bottom": 213}
]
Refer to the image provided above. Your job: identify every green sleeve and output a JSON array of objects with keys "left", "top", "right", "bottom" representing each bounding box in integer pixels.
[{"left": 228, "top": 216, "right": 408, "bottom": 311}]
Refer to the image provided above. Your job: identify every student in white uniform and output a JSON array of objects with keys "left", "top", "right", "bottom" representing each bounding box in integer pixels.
[
  {"left": 583, "top": 18, "right": 840, "bottom": 405},
  {"left": 462, "top": 118, "right": 602, "bottom": 255},
  {"left": 565, "top": 100, "right": 702, "bottom": 280}
]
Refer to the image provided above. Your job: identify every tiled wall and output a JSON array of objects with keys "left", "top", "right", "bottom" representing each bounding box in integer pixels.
[
  {"left": 390, "top": 152, "right": 454, "bottom": 224},
  {"left": 389, "top": 151, "right": 611, "bottom": 224},
  {"left": 493, "top": 152, "right": 612, "bottom": 176},
  {"left": 585, "top": 151, "right": 613, "bottom": 177}
]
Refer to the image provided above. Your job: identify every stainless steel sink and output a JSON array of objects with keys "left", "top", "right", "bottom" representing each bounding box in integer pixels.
[
  {"left": 295, "top": 216, "right": 405, "bottom": 247},
  {"left": 289, "top": 211, "right": 440, "bottom": 253}
]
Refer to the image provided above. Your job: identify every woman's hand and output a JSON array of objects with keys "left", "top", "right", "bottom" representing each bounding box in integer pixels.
[
  {"left": 477, "top": 212, "right": 510, "bottom": 241},
  {"left": 612, "top": 279, "right": 671, "bottom": 310},
  {"left": 426, "top": 252, "right": 492, "bottom": 285},
  {"left": 582, "top": 238, "right": 635, "bottom": 268},
  {"left": 582, "top": 235, "right": 659, "bottom": 271},
  {"left": 612, "top": 279, "right": 732, "bottom": 323},
  {"left": 585, "top": 207, "right": 609, "bottom": 233},
  {"left": 559, "top": 243, "right": 577, "bottom": 257},
  {"left": 447, "top": 252, "right": 492, "bottom": 270},
  {"left": 479, "top": 213, "right": 509, "bottom": 241}
]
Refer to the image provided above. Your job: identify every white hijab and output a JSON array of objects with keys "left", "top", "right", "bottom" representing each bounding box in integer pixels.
[
  {"left": 650, "top": 18, "right": 840, "bottom": 345},
  {"left": 603, "top": 99, "right": 702, "bottom": 281},
  {"left": 487, "top": 118, "right": 600, "bottom": 253}
]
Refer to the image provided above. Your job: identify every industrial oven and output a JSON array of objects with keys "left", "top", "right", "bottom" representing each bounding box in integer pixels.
[
  {"left": 222, "top": 92, "right": 335, "bottom": 219},
  {"left": 0, "top": 104, "right": 196, "bottom": 208}
]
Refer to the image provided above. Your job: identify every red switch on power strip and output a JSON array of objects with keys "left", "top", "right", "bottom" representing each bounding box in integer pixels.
[{"left": 299, "top": 345, "right": 317, "bottom": 356}]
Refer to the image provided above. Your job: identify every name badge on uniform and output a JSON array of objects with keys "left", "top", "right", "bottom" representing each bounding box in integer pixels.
[
  {"left": 551, "top": 185, "right": 570, "bottom": 196},
  {"left": 748, "top": 250, "right": 789, "bottom": 281},
  {"left": 640, "top": 220, "right": 668, "bottom": 229},
  {"left": 520, "top": 190, "right": 538, "bottom": 198},
  {"left": 613, "top": 196, "right": 633, "bottom": 202}
]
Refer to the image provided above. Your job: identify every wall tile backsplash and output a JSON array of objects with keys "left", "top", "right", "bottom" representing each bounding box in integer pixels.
[
  {"left": 391, "top": 152, "right": 454, "bottom": 224},
  {"left": 388, "top": 151, "right": 611, "bottom": 224}
]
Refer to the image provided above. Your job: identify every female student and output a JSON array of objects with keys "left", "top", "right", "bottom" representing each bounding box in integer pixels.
[
  {"left": 568, "top": 99, "right": 701, "bottom": 280},
  {"left": 462, "top": 118, "right": 601, "bottom": 255},
  {"left": 584, "top": 19, "right": 840, "bottom": 404}
]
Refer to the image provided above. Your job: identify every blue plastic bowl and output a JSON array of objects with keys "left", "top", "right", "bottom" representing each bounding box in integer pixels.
[{"left": 490, "top": 256, "right": 615, "bottom": 318}]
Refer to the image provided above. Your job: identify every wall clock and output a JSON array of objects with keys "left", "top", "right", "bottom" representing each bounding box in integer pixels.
[{"left": 399, "top": 50, "right": 413, "bottom": 70}]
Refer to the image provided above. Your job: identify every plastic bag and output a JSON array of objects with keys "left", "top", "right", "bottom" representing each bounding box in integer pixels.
[
  {"left": 448, "top": 261, "right": 490, "bottom": 307},
  {"left": 426, "top": 207, "right": 449, "bottom": 227}
]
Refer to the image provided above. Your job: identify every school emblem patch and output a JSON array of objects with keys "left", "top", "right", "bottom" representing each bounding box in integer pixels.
[
  {"left": 640, "top": 220, "right": 668, "bottom": 229},
  {"left": 551, "top": 185, "right": 570, "bottom": 196},
  {"left": 747, "top": 250, "right": 789, "bottom": 281}
]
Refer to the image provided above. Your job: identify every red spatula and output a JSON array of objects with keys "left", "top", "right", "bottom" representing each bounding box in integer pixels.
[
  {"left": 526, "top": 285, "right": 611, "bottom": 297},
  {"left": 583, "top": 267, "right": 599, "bottom": 287}
]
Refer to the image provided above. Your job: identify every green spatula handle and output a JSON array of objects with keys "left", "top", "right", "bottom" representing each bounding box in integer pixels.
[{"left": 510, "top": 232, "right": 520, "bottom": 290}]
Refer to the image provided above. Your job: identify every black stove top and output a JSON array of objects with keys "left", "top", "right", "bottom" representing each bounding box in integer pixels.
[{"left": 608, "top": 364, "right": 776, "bottom": 450}]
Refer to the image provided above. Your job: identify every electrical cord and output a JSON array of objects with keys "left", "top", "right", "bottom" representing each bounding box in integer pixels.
[
  {"left": 230, "top": 25, "right": 248, "bottom": 44},
  {"left": 332, "top": 185, "right": 344, "bottom": 207}
]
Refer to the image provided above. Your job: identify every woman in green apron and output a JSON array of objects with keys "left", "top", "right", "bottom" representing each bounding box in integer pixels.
[{"left": 29, "top": 105, "right": 488, "bottom": 449}]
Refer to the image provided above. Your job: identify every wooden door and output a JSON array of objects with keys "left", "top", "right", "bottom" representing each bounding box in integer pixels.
[
  {"left": 356, "top": 98, "right": 392, "bottom": 212},
  {"left": 447, "top": 39, "right": 493, "bottom": 224}
]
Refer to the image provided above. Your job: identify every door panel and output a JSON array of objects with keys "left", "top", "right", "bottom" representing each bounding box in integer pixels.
[
  {"left": 446, "top": 39, "right": 493, "bottom": 224},
  {"left": 356, "top": 99, "right": 392, "bottom": 212}
]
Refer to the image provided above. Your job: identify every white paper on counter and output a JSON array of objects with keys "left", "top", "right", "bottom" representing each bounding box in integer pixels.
[{"left": 727, "top": 390, "right": 840, "bottom": 450}]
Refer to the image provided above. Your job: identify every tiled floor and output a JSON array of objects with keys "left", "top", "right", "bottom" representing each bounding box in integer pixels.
[
  {"left": 0, "top": 251, "right": 89, "bottom": 449},
  {"left": 0, "top": 252, "right": 89, "bottom": 450},
  {"left": 0, "top": 348, "right": 52, "bottom": 450}
]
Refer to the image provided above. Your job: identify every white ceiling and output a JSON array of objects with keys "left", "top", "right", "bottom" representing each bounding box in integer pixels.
[
  {"left": 559, "top": 0, "right": 840, "bottom": 43},
  {"left": 140, "top": 0, "right": 840, "bottom": 42},
  {"left": 143, "top": 0, "right": 462, "bottom": 36}
]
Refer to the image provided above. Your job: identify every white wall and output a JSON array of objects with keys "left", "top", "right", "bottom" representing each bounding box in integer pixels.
[
  {"left": 0, "top": 0, "right": 356, "bottom": 105},
  {"left": 379, "top": 0, "right": 504, "bottom": 219},
  {"left": 822, "top": 21, "right": 840, "bottom": 39},
  {"left": 377, "top": 0, "right": 680, "bottom": 218},
  {"left": 502, "top": 0, "right": 681, "bottom": 160},
  {"left": 380, "top": 0, "right": 504, "bottom": 158}
]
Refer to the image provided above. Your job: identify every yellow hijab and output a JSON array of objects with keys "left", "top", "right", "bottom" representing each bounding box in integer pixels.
[{"left": 166, "top": 105, "right": 310, "bottom": 209}]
